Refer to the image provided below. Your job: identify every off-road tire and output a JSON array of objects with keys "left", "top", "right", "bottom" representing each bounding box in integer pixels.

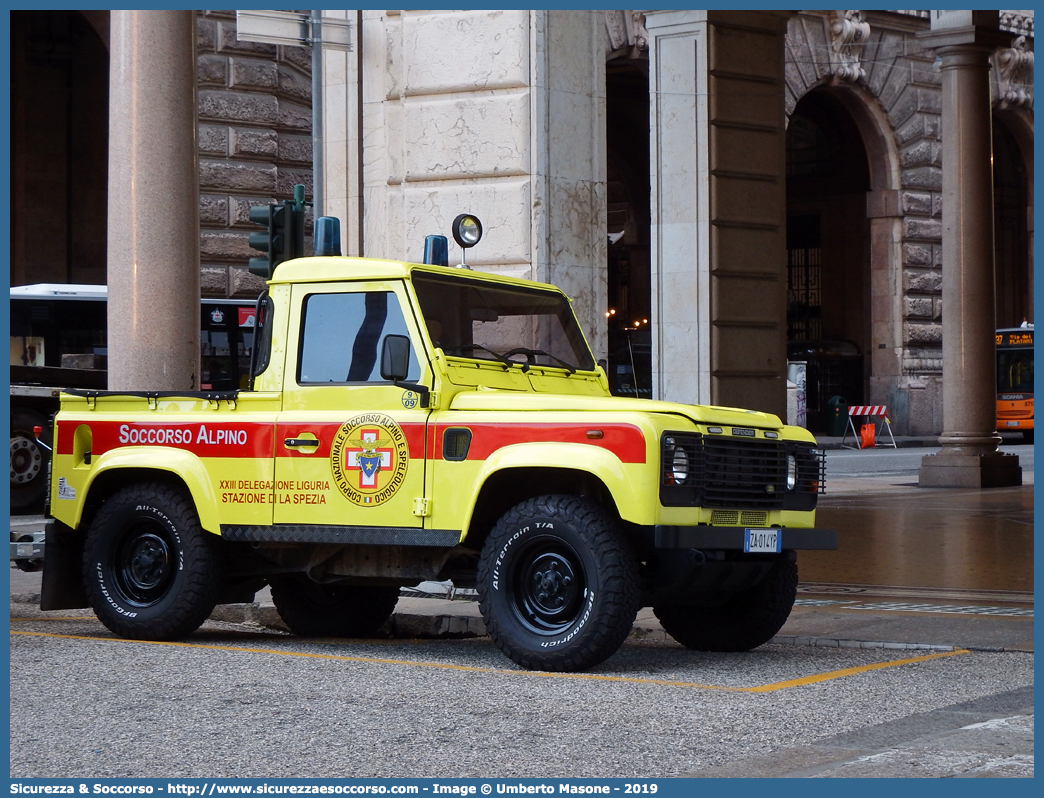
[
  {"left": 270, "top": 578, "right": 400, "bottom": 638},
  {"left": 654, "top": 559, "right": 798, "bottom": 652},
  {"left": 10, "top": 408, "right": 50, "bottom": 513},
  {"left": 83, "top": 483, "right": 221, "bottom": 640},
  {"left": 477, "top": 495, "right": 640, "bottom": 672}
]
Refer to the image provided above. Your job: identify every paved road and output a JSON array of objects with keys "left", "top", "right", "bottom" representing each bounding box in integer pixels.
[
  {"left": 9, "top": 445, "right": 1034, "bottom": 780},
  {"left": 8, "top": 604, "right": 1034, "bottom": 779}
]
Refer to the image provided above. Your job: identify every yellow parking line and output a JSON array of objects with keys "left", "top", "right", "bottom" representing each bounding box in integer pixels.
[
  {"left": 745, "top": 648, "right": 969, "bottom": 692},
  {"left": 10, "top": 629, "right": 969, "bottom": 691}
]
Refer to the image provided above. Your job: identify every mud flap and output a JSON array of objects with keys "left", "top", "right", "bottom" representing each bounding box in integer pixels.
[{"left": 40, "top": 520, "right": 89, "bottom": 610}]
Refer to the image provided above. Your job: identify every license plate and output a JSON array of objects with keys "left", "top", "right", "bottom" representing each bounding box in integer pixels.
[
  {"left": 1005, "top": 421, "right": 1020, "bottom": 427},
  {"left": 744, "top": 528, "right": 780, "bottom": 553}
]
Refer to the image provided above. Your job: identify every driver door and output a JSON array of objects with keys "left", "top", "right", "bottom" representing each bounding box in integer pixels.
[{"left": 274, "top": 281, "right": 432, "bottom": 532}]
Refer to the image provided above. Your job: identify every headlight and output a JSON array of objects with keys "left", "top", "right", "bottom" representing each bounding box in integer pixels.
[
  {"left": 660, "top": 433, "right": 702, "bottom": 505},
  {"left": 663, "top": 436, "right": 691, "bottom": 486},
  {"left": 670, "top": 442, "right": 690, "bottom": 485},
  {"left": 786, "top": 454, "right": 797, "bottom": 490}
]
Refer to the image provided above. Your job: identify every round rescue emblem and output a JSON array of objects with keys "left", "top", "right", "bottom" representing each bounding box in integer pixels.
[{"left": 330, "top": 414, "right": 409, "bottom": 506}]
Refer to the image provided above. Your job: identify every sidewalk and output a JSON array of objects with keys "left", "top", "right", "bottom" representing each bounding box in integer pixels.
[
  {"left": 814, "top": 434, "right": 938, "bottom": 450},
  {"left": 12, "top": 568, "right": 1030, "bottom": 654}
]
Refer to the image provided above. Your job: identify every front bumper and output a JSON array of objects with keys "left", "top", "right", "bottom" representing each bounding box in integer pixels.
[{"left": 654, "top": 525, "right": 837, "bottom": 550}]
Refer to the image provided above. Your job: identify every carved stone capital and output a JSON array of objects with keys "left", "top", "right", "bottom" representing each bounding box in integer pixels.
[
  {"left": 999, "top": 12, "right": 1034, "bottom": 38},
  {"left": 827, "top": 10, "right": 871, "bottom": 84},
  {"left": 605, "top": 10, "right": 648, "bottom": 61},
  {"left": 994, "top": 36, "right": 1034, "bottom": 109}
]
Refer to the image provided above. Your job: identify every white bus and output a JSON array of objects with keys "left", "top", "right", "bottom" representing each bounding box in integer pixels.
[{"left": 10, "top": 284, "right": 259, "bottom": 512}]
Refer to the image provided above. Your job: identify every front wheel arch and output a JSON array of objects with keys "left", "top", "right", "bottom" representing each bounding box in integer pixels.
[{"left": 464, "top": 466, "right": 621, "bottom": 555}]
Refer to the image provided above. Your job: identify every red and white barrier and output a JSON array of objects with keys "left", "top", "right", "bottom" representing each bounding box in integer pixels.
[
  {"left": 841, "top": 405, "right": 898, "bottom": 449},
  {"left": 847, "top": 405, "right": 888, "bottom": 417}
]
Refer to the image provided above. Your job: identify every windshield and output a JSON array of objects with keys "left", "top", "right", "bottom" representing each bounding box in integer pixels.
[
  {"left": 998, "top": 349, "right": 1033, "bottom": 393},
  {"left": 411, "top": 272, "right": 595, "bottom": 372}
]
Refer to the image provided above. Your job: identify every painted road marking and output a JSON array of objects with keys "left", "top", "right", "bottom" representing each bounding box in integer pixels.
[{"left": 11, "top": 629, "right": 968, "bottom": 693}]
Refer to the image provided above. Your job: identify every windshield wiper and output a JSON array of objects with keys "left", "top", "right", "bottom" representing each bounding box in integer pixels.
[
  {"left": 453, "top": 344, "right": 526, "bottom": 372},
  {"left": 502, "top": 347, "right": 577, "bottom": 374}
]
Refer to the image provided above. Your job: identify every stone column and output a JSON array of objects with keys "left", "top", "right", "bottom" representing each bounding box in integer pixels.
[
  {"left": 646, "top": 10, "right": 790, "bottom": 415},
  {"left": 107, "top": 10, "right": 200, "bottom": 391},
  {"left": 917, "top": 14, "right": 1021, "bottom": 487}
]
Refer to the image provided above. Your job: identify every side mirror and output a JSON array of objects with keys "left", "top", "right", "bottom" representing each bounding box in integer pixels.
[{"left": 380, "top": 335, "right": 412, "bottom": 382}]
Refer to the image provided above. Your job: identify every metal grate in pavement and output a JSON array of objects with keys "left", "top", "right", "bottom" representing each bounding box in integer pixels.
[
  {"left": 794, "top": 598, "right": 1032, "bottom": 618},
  {"left": 845, "top": 601, "right": 1033, "bottom": 618}
]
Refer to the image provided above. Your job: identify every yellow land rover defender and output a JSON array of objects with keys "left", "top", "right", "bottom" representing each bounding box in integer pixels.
[{"left": 42, "top": 215, "right": 835, "bottom": 673}]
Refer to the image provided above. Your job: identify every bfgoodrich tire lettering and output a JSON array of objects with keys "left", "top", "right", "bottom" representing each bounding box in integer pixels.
[
  {"left": 83, "top": 483, "right": 221, "bottom": 640},
  {"left": 477, "top": 495, "right": 639, "bottom": 672},
  {"left": 270, "top": 577, "right": 400, "bottom": 637},
  {"left": 654, "top": 559, "right": 798, "bottom": 652}
]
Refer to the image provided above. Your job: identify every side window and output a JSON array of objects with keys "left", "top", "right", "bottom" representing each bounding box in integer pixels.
[{"left": 298, "top": 291, "right": 420, "bottom": 384}]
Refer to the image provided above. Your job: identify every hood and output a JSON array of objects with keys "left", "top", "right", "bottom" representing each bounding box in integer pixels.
[{"left": 447, "top": 389, "right": 784, "bottom": 430}]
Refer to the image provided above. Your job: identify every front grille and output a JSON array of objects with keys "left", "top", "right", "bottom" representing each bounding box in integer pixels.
[
  {"left": 660, "top": 432, "right": 825, "bottom": 511},
  {"left": 703, "top": 437, "right": 787, "bottom": 508},
  {"left": 710, "top": 510, "right": 739, "bottom": 525},
  {"left": 998, "top": 409, "right": 1033, "bottom": 419},
  {"left": 710, "top": 510, "right": 769, "bottom": 526}
]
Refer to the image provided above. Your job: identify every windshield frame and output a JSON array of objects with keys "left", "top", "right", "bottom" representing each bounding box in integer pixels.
[{"left": 409, "top": 270, "right": 597, "bottom": 374}]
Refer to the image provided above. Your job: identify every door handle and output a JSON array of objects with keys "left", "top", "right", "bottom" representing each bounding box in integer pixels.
[{"left": 284, "top": 438, "right": 318, "bottom": 447}]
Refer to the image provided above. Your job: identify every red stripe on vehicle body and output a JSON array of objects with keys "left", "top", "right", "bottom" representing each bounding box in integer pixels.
[
  {"left": 276, "top": 422, "right": 426, "bottom": 459},
  {"left": 56, "top": 420, "right": 644, "bottom": 464},
  {"left": 57, "top": 420, "right": 428, "bottom": 460},
  {"left": 57, "top": 420, "right": 275, "bottom": 459},
  {"left": 435, "top": 423, "right": 646, "bottom": 464}
]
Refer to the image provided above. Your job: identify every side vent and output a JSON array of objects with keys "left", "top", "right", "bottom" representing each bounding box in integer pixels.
[{"left": 442, "top": 428, "right": 472, "bottom": 461}]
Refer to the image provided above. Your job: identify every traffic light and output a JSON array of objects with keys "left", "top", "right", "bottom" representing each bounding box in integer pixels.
[
  {"left": 248, "top": 202, "right": 293, "bottom": 278},
  {"left": 247, "top": 185, "right": 308, "bottom": 278}
]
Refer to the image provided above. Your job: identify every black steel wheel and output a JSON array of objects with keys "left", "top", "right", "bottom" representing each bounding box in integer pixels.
[
  {"left": 270, "top": 577, "right": 400, "bottom": 638},
  {"left": 654, "top": 559, "right": 798, "bottom": 652},
  {"left": 10, "top": 408, "right": 50, "bottom": 514},
  {"left": 477, "top": 494, "right": 639, "bottom": 672},
  {"left": 83, "top": 483, "right": 221, "bottom": 640}
]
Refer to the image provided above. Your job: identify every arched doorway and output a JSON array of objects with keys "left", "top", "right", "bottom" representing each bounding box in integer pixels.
[
  {"left": 785, "top": 89, "right": 872, "bottom": 431},
  {"left": 605, "top": 58, "right": 651, "bottom": 397},
  {"left": 11, "top": 11, "right": 109, "bottom": 286},
  {"left": 993, "top": 114, "right": 1033, "bottom": 328}
]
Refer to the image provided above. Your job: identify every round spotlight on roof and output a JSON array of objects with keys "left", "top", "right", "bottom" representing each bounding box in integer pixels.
[{"left": 451, "top": 214, "right": 483, "bottom": 248}]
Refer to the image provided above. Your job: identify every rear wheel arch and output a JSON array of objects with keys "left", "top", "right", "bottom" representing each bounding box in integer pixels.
[{"left": 77, "top": 460, "right": 221, "bottom": 535}]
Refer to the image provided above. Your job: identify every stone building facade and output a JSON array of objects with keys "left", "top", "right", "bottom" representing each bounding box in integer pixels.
[
  {"left": 10, "top": 9, "right": 310, "bottom": 298},
  {"left": 195, "top": 11, "right": 313, "bottom": 298},
  {"left": 9, "top": 9, "right": 1035, "bottom": 436},
  {"left": 318, "top": 9, "right": 1032, "bottom": 434},
  {"left": 780, "top": 10, "right": 1034, "bottom": 434}
]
